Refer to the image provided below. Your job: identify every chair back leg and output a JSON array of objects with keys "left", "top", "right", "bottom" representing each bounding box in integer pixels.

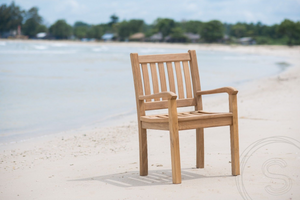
[{"left": 139, "top": 126, "right": 148, "bottom": 176}]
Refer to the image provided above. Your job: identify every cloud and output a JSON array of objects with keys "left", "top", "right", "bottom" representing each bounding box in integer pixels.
[
  {"left": 1, "top": 0, "right": 299, "bottom": 25},
  {"left": 61, "top": 0, "right": 80, "bottom": 13},
  {"left": 54, "top": 0, "right": 88, "bottom": 15}
]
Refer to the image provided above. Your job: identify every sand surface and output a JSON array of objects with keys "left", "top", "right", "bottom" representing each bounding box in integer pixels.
[{"left": 0, "top": 42, "right": 300, "bottom": 199}]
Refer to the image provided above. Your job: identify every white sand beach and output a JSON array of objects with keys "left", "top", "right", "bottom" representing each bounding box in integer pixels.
[{"left": 0, "top": 42, "right": 300, "bottom": 199}]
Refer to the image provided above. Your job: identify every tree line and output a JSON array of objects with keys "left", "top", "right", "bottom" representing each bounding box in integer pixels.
[{"left": 1, "top": 2, "right": 300, "bottom": 45}]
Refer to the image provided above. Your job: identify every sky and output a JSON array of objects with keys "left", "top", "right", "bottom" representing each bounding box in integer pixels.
[{"left": 1, "top": 0, "right": 300, "bottom": 26}]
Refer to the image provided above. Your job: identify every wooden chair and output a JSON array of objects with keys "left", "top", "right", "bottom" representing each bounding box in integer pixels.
[{"left": 130, "top": 50, "right": 240, "bottom": 184}]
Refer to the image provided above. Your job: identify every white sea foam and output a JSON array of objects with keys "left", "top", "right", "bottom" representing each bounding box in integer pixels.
[
  {"left": 51, "top": 43, "right": 68, "bottom": 47},
  {"left": 223, "top": 56, "right": 261, "bottom": 60},
  {"left": 0, "top": 50, "right": 75, "bottom": 54},
  {"left": 92, "top": 46, "right": 108, "bottom": 52},
  {"left": 33, "top": 45, "right": 48, "bottom": 50},
  {"left": 140, "top": 48, "right": 166, "bottom": 53}
]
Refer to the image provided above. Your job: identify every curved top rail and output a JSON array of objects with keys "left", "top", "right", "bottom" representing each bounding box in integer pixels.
[{"left": 138, "top": 53, "right": 191, "bottom": 63}]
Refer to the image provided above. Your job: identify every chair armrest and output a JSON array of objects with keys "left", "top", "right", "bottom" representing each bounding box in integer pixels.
[
  {"left": 196, "top": 87, "right": 238, "bottom": 95},
  {"left": 139, "top": 91, "right": 177, "bottom": 100}
]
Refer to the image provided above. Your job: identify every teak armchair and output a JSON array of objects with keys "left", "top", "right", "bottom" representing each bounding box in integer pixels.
[{"left": 130, "top": 50, "right": 240, "bottom": 184}]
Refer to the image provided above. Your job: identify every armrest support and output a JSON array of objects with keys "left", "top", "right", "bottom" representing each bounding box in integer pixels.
[
  {"left": 139, "top": 91, "right": 177, "bottom": 100},
  {"left": 139, "top": 92, "right": 178, "bottom": 121},
  {"left": 196, "top": 87, "right": 238, "bottom": 96}
]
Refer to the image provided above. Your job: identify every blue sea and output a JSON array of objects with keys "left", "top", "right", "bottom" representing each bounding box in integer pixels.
[{"left": 0, "top": 41, "right": 288, "bottom": 143}]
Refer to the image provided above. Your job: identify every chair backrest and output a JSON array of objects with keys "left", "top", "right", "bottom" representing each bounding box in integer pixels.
[{"left": 131, "top": 50, "right": 203, "bottom": 111}]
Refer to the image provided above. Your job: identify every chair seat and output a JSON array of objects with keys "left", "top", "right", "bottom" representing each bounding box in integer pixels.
[{"left": 141, "top": 110, "right": 233, "bottom": 123}]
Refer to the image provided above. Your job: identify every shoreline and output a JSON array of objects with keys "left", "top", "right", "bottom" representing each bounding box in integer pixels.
[
  {"left": 1, "top": 38, "right": 300, "bottom": 55},
  {"left": 0, "top": 41, "right": 299, "bottom": 199},
  {"left": 0, "top": 40, "right": 298, "bottom": 146}
]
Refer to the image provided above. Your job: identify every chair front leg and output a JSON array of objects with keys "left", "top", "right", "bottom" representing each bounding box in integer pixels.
[
  {"left": 168, "top": 99, "right": 181, "bottom": 184},
  {"left": 196, "top": 128, "right": 204, "bottom": 168},
  {"left": 229, "top": 94, "right": 240, "bottom": 175}
]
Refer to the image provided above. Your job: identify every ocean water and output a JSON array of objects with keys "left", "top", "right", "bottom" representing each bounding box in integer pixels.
[{"left": 0, "top": 41, "right": 288, "bottom": 143}]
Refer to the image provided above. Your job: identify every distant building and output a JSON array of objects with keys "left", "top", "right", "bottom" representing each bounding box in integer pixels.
[
  {"left": 222, "top": 35, "right": 230, "bottom": 43},
  {"left": 184, "top": 33, "right": 200, "bottom": 43},
  {"left": 35, "top": 32, "right": 55, "bottom": 40},
  {"left": 102, "top": 33, "right": 115, "bottom": 41},
  {"left": 129, "top": 33, "right": 145, "bottom": 41},
  {"left": 1, "top": 27, "right": 27, "bottom": 39},
  {"left": 36, "top": 32, "right": 47, "bottom": 39},
  {"left": 223, "top": 35, "right": 230, "bottom": 40},
  {"left": 149, "top": 32, "right": 163, "bottom": 42},
  {"left": 164, "top": 35, "right": 172, "bottom": 42},
  {"left": 164, "top": 34, "right": 188, "bottom": 43},
  {"left": 238, "top": 37, "right": 256, "bottom": 45}
]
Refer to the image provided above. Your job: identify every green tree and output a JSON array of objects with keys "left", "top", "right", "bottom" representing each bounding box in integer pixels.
[
  {"left": 36, "top": 24, "right": 47, "bottom": 33},
  {"left": 109, "top": 14, "right": 119, "bottom": 26},
  {"left": 74, "top": 26, "right": 88, "bottom": 38},
  {"left": 170, "top": 27, "right": 187, "bottom": 42},
  {"left": 201, "top": 20, "right": 224, "bottom": 43},
  {"left": 0, "top": 2, "right": 24, "bottom": 34},
  {"left": 143, "top": 24, "right": 153, "bottom": 37},
  {"left": 49, "top": 20, "right": 72, "bottom": 39},
  {"left": 23, "top": 7, "right": 42, "bottom": 23},
  {"left": 117, "top": 19, "right": 144, "bottom": 40},
  {"left": 223, "top": 23, "right": 232, "bottom": 35},
  {"left": 278, "top": 19, "right": 300, "bottom": 45},
  {"left": 181, "top": 20, "right": 203, "bottom": 34},
  {"left": 90, "top": 24, "right": 110, "bottom": 39},
  {"left": 117, "top": 21, "right": 130, "bottom": 40},
  {"left": 22, "top": 7, "right": 45, "bottom": 38},
  {"left": 22, "top": 18, "right": 39, "bottom": 37},
  {"left": 74, "top": 21, "right": 89, "bottom": 28},
  {"left": 230, "top": 23, "right": 247, "bottom": 38},
  {"left": 73, "top": 21, "right": 90, "bottom": 39},
  {"left": 153, "top": 18, "right": 176, "bottom": 38}
]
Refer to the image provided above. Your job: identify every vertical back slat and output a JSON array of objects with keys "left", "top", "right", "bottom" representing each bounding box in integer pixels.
[
  {"left": 174, "top": 61, "right": 184, "bottom": 99},
  {"left": 150, "top": 63, "right": 160, "bottom": 101},
  {"left": 131, "top": 53, "right": 144, "bottom": 97},
  {"left": 188, "top": 50, "right": 203, "bottom": 110},
  {"left": 166, "top": 62, "right": 176, "bottom": 93},
  {"left": 182, "top": 61, "right": 193, "bottom": 98},
  {"left": 158, "top": 62, "right": 167, "bottom": 100},
  {"left": 141, "top": 63, "right": 151, "bottom": 102}
]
